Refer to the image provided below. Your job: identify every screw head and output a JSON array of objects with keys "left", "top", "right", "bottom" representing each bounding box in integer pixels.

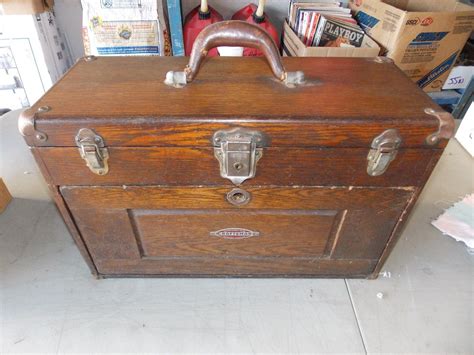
[
  {"left": 35, "top": 132, "right": 47, "bottom": 142},
  {"left": 427, "top": 135, "right": 438, "bottom": 144},
  {"left": 84, "top": 55, "right": 97, "bottom": 62},
  {"left": 233, "top": 162, "right": 243, "bottom": 171},
  {"left": 37, "top": 106, "right": 51, "bottom": 113}
]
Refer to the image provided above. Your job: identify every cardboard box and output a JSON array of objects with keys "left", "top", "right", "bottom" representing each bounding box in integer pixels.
[
  {"left": 350, "top": 0, "right": 474, "bottom": 92},
  {"left": 35, "top": 11, "right": 74, "bottom": 82},
  {"left": 282, "top": 21, "right": 381, "bottom": 57},
  {"left": 443, "top": 66, "right": 474, "bottom": 90},
  {"left": 81, "top": 0, "right": 170, "bottom": 56},
  {"left": 0, "top": 178, "right": 12, "bottom": 214},
  {"left": 0, "top": 0, "right": 53, "bottom": 15}
]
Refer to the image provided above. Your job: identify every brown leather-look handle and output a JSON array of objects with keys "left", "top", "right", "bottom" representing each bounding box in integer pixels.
[{"left": 184, "top": 20, "right": 286, "bottom": 82}]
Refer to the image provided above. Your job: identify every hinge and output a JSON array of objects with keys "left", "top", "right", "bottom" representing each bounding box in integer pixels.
[
  {"left": 212, "top": 128, "right": 269, "bottom": 185},
  {"left": 367, "top": 129, "right": 402, "bottom": 176},
  {"left": 75, "top": 128, "right": 109, "bottom": 175}
]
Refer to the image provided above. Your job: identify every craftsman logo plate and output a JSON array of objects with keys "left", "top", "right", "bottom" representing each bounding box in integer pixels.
[{"left": 210, "top": 228, "right": 260, "bottom": 240}]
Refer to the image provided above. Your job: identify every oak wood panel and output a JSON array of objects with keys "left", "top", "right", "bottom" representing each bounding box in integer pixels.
[
  {"left": 95, "top": 258, "right": 378, "bottom": 277},
  {"left": 33, "top": 57, "right": 440, "bottom": 121},
  {"left": 38, "top": 147, "right": 434, "bottom": 187},
  {"left": 62, "top": 186, "right": 413, "bottom": 276},
  {"left": 33, "top": 119, "right": 442, "bottom": 148},
  {"left": 21, "top": 55, "right": 449, "bottom": 278},
  {"left": 68, "top": 208, "right": 141, "bottom": 260},
  {"left": 131, "top": 209, "right": 339, "bottom": 258},
  {"left": 61, "top": 185, "right": 415, "bottom": 210}
]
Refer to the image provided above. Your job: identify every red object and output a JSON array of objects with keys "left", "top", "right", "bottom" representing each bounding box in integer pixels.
[
  {"left": 183, "top": 5, "right": 223, "bottom": 56},
  {"left": 231, "top": 3, "right": 257, "bottom": 21},
  {"left": 231, "top": 4, "right": 280, "bottom": 57}
]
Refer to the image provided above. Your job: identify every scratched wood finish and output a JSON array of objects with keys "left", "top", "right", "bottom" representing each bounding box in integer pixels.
[
  {"left": 95, "top": 258, "right": 378, "bottom": 277},
  {"left": 131, "top": 209, "right": 338, "bottom": 258},
  {"left": 27, "top": 57, "right": 446, "bottom": 149},
  {"left": 33, "top": 57, "right": 439, "bottom": 120},
  {"left": 22, "top": 55, "right": 450, "bottom": 278},
  {"left": 32, "top": 119, "right": 443, "bottom": 149},
  {"left": 61, "top": 186, "right": 412, "bottom": 276},
  {"left": 38, "top": 147, "right": 434, "bottom": 187}
]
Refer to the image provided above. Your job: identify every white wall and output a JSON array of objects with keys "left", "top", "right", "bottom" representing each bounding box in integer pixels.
[{"left": 53, "top": 0, "right": 85, "bottom": 60}]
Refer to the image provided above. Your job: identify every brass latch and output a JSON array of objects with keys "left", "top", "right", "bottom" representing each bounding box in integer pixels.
[
  {"left": 75, "top": 128, "right": 109, "bottom": 175},
  {"left": 212, "top": 128, "right": 269, "bottom": 185},
  {"left": 367, "top": 129, "right": 402, "bottom": 176}
]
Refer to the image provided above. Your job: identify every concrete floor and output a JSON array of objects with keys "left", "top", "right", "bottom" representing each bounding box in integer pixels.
[{"left": 1, "top": 128, "right": 473, "bottom": 353}]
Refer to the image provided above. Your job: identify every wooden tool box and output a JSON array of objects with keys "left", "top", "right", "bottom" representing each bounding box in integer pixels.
[{"left": 19, "top": 22, "right": 454, "bottom": 278}]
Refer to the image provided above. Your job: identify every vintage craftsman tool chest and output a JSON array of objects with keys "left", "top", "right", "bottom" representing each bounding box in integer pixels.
[{"left": 20, "top": 22, "right": 454, "bottom": 278}]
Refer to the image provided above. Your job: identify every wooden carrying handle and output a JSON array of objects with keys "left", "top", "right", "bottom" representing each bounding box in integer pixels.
[
  {"left": 185, "top": 21, "right": 285, "bottom": 82},
  {"left": 164, "top": 21, "right": 304, "bottom": 88}
]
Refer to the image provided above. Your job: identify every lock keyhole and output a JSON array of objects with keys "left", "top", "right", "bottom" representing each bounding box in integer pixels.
[
  {"left": 226, "top": 188, "right": 251, "bottom": 206},
  {"left": 233, "top": 162, "right": 243, "bottom": 171},
  {"left": 231, "top": 192, "right": 245, "bottom": 202}
]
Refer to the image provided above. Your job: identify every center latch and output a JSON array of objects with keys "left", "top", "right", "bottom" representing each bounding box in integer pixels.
[{"left": 212, "top": 128, "right": 269, "bottom": 185}]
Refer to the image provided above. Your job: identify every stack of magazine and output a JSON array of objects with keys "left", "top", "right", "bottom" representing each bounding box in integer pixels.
[{"left": 288, "top": 0, "right": 366, "bottom": 48}]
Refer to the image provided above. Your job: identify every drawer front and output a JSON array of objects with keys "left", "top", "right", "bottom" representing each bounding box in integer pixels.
[
  {"left": 61, "top": 186, "right": 414, "bottom": 277},
  {"left": 131, "top": 209, "right": 341, "bottom": 258},
  {"left": 38, "top": 147, "right": 437, "bottom": 187}
]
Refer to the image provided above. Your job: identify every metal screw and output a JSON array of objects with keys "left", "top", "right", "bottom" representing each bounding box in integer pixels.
[
  {"left": 35, "top": 133, "right": 47, "bottom": 141},
  {"left": 84, "top": 55, "right": 97, "bottom": 62},
  {"left": 233, "top": 162, "right": 243, "bottom": 171},
  {"left": 424, "top": 108, "right": 436, "bottom": 115},
  {"left": 37, "top": 106, "right": 51, "bottom": 113},
  {"left": 214, "top": 137, "right": 221, "bottom": 143}
]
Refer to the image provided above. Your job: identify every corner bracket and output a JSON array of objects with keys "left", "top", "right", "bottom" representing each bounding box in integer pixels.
[
  {"left": 424, "top": 108, "right": 455, "bottom": 145},
  {"left": 18, "top": 106, "right": 50, "bottom": 144}
]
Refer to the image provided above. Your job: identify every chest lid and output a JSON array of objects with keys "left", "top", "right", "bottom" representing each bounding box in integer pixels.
[{"left": 19, "top": 22, "right": 454, "bottom": 150}]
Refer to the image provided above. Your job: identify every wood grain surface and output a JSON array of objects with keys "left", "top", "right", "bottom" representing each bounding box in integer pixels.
[
  {"left": 25, "top": 56, "right": 447, "bottom": 149},
  {"left": 62, "top": 186, "right": 412, "bottom": 276},
  {"left": 37, "top": 147, "right": 434, "bottom": 187},
  {"left": 21, "top": 55, "right": 450, "bottom": 278},
  {"left": 32, "top": 57, "right": 440, "bottom": 121},
  {"left": 32, "top": 119, "right": 443, "bottom": 148}
]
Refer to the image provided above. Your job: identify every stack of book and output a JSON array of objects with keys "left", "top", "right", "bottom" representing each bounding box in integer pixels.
[{"left": 288, "top": 0, "right": 366, "bottom": 48}]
